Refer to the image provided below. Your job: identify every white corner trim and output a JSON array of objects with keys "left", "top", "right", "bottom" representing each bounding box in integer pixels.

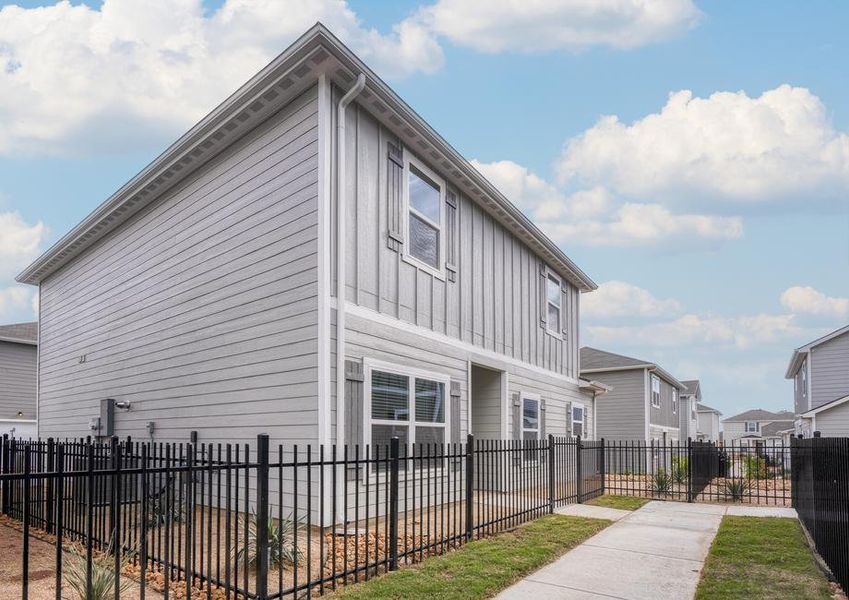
[
  {"left": 643, "top": 368, "right": 650, "bottom": 442},
  {"left": 316, "top": 73, "right": 332, "bottom": 448},
  {"left": 340, "top": 300, "right": 581, "bottom": 385}
]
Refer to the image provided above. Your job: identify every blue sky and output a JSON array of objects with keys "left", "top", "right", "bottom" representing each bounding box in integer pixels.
[{"left": 1, "top": 1, "right": 847, "bottom": 420}]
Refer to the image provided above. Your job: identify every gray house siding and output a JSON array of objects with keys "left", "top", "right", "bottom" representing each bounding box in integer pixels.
[
  {"left": 813, "top": 401, "right": 849, "bottom": 436},
  {"left": 794, "top": 358, "right": 808, "bottom": 414},
  {"left": 810, "top": 332, "right": 849, "bottom": 408},
  {"left": 333, "top": 97, "right": 580, "bottom": 380},
  {"left": 649, "top": 374, "right": 680, "bottom": 431},
  {"left": 0, "top": 341, "right": 37, "bottom": 420},
  {"left": 591, "top": 369, "right": 646, "bottom": 441},
  {"left": 37, "top": 86, "right": 321, "bottom": 443}
]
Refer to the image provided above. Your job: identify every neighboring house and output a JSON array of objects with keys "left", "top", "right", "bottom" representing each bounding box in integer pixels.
[
  {"left": 580, "top": 347, "right": 686, "bottom": 443},
  {"left": 722, "top": 409, "right": 795, "bottom": 445},
  {"left": 679, "top": 380, "right": 701, "bottom": 441},
  {"left": 785, "top": 324, "right": 849, "bottom": 437},
  {"left": 17, "top": 25, "right": 598, "bottom": 460},
  {"left": 695, "top": 403, "right": 722, "bottom": 443},
  {"left": 0, "top": 322, "right": 38, "bottom": 438}
]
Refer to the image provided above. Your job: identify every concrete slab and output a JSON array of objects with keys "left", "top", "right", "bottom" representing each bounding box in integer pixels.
[
  {"left": 584, "top": 521, "right": 716, "bottom": 562},
  {"left": 555, "top": 503, "right": 631, "bottom": 522},
  {"left": 639, "top": 500, "right": 727, "bottom": 516},
  {"left": 725, "top": 505, "right": 797, "bottom": 518},
  {"left": 625, "top": 508, "right": 723, "bottom": 533},
  {"left": 519, "top": 544, "right": 703, "bottom": 600},
  {"left": 497, "top": 579, "right": 624, "bottom": 599}
]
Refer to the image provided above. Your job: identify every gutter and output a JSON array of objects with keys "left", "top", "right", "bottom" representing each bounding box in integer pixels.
[{"left": 335, "top": 73, "right": 366, "bottom": 457}]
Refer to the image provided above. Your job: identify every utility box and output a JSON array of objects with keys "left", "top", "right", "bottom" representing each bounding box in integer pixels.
[{"left": 99, "top": 398, "right": 115, "bottom": 437}]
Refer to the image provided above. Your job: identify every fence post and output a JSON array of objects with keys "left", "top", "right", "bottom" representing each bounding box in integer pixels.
[
  {"left": 686, "top": 437, "right": 693, "bottom": 503},
  {"left": 22, "top": 444, "right": 30, "bottom": 600},
  {"left": 600, "top": 439, "right": 606, "bottom": 495},
  {"left": 388, "top": 437, "right": 400, "bottom": 571},
  {"left": 55, "top": 444, "right": 64, "bottom": 600},
  {"left": 45, "top": 438, "right": 55, "bottom": 534},
  {"left": 1, "top": 434, "right": 8, "bottom": 516},
  {"left": 465, "top": 434, "right": 474, "bottom": 541},
  {"left": 255, "top": 434, "right": 270, "bottom": 600},
  {"left": 576, "top": 435, "right": 583, "bottom": 503},
  {"left": 547, "top": 434, "right": 555, "bottom": 512}
]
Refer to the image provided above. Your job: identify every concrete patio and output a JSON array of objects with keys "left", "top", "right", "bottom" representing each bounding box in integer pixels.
[{"left": 496, "top": 500, "right": 798, "bottom": 600}]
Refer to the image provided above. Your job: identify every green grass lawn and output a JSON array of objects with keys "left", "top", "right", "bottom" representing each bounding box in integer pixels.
[
  {"left": 330, "top": 515, "right": 609, "bottom": 600},
  {"left": 585, "top": 495, "right": 649, "bottom": 511},
  {"left": 696, "top": 516, "right": 833, "bottom": 600}
]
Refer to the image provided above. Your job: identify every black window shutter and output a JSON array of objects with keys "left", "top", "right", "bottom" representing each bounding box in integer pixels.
[
  {"left": 450, "top": 380, "right": 462, "bottom": 444},
  {"left": 512, "top": 393, "right": 522, "bottom": 465},
  {"left": 345, "top": 359, "right": 365, "bottom": 479},
  {"left": 540, "top": 399, "right": 546, "bottom": 438},
  {"left": 387, "top": 141, "right": 404, "bottom": 251},
  {"left": 561, "top": 284, "right": 569, "bottom": 336},
  {"left": 539, "top": 262, "right": 548, "bottom": 328},
  {"left": 566, "top": 401, "right": 573, "bottom": 437},
  {"left": 445, "top": 189, "right": 458, "bottom": 282}
]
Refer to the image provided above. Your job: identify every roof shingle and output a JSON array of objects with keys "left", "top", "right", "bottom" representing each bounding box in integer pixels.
[{"left": 580, "top": 347, "right": 651, "bottom": 370}]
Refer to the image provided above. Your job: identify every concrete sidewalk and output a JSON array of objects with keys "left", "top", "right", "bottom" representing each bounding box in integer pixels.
[{"left": 496, "top": 501, "right": 797, "bottom": 600}]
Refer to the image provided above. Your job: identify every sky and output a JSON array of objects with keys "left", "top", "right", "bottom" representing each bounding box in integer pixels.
[{"left": 0, "top": 1, "right": 847, "bottom": 421}]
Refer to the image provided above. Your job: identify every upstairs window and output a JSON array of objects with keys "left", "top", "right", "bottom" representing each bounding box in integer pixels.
[
  {"left": 572, "top": 403, "right": 585, "bottom": 438},
  {"left": 672, "top": 388, "right": 678, "bottom": 414},
  {"left": 546, "top": 274, "right": 562, "bottom": 335},
  {"left": 745, "top": 421, "right": 759, "bottom": 433},
  {"left": 651, "top": 375, "right": 661, "bottom": 408},
  {"left": 405, "top": 157, "right": 444, "bottom": 274}
]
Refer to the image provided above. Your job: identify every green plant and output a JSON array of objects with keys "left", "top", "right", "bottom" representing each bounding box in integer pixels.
[
  {"left": 724, "top": 479, "right": 749, "bottom": 502},
  {"left": 671, "top": 456, "right": 688, "bottom": 484},
  {"left": 236, "top": 511, "right": 304, "bottom": 570},
  {"left": 65, "top": 545, "right": 132, "bottom": 600},
  {"left": 743, "top": 456, "right": 768, "bottom": 480},
  {"left": 145, "top": 492, "right": 185, "bottom": 528},
  {"left": 651, "top": 468, "right": 672, "bottom": 495}
]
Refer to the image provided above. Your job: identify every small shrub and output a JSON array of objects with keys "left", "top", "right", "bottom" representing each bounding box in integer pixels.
[
  {"left": 671, "top": 456, "right": 688, "bottom": 484},
  {"left": 724, "top": 479, "right": 749, "bottom": 502},
  {"left": 65, "top": 545, "right": 132, "bottom": 600},
  {"left": 743, "top": 456, "right": 768, "bottom": 480},
  {"left": 145, "top": 493, "right": 185, "bottom": 528},
  {"left": 236, "top": 511, "right": 304, "bottom": 570},
  {"left": 651, "top": 468, "right": 672, "bottom": 495}
]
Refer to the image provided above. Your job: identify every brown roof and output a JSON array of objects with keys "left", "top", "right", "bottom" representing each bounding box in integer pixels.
[
  {"left": 0, "top": 322, "right": 37, "bottom": 344},
  {"left": 723, "top": 408, "right": 794, "bottom": 423}
]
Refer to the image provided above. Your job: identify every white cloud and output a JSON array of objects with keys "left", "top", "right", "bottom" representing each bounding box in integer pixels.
[
  {"left": 0, "top": 0, "right": 443, "bottom": 156},
  {"left": 583, "top": 281, "right": 682, "bottom": 318},
  {"left": 472, "top": 159, "right": 742, "bottom": 248},
  {"left": 587, "top": 313, "right": 804, "bottom": 350},
  {"left": 418, "top": 0, "right": 701, "bottom": 52},
  {"left": 0, "top": 211, "right": 46, "bottom": 279},
  {"left": 0, "top": 286, "right": 36, "bottom": 321},
  {"left": 557, "top": 85, "right": 849, "bottom": 205},
  {"left": 781, "top": 286, "right": 849, "bottom": 318}
]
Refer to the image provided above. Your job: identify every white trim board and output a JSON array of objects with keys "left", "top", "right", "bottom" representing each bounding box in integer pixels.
[{"left": 802, "top": 394, "right": 849, "bottom": 418}]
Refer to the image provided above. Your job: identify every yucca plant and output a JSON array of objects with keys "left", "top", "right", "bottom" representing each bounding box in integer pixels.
[
  {"left": 236, "top": 511, "right": 304, "bottom": 570},
  {"left": 724, "top": 479, "right": 749, "bottom": 502},
  {"left": 671, "top": 456, "right": 688, "bottom": 484},
  {"left": 651, "top": 468, "right": 672, "bottom": 495},
  {"left": 64, "top": 545, "right": 132, "bottom": 600}
]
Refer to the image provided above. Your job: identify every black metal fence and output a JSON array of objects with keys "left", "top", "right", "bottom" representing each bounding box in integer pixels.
[
  {"left": 602, "top": 439, "right": 792, "bottom": 505},
  {"left": 791, "top": 436, "right": 849, "bottom": 594},
  {"left": 0, "top": 433, "right": 603, "bottom": 600}
]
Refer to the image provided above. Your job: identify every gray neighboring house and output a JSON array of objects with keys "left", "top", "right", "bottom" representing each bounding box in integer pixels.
[
  {"left": 679, "top": 380, "right": 701, "bottom": 441},
  {"left": 695, "top": 402, "right": 722, "bottom": 442},
  {"left": 0, "top": 322, "right": 38, "bottom": 438},
  {"left": 17, "top": 25, "right": 598, "bottom": 460},
  {"left": 580, "top": 347, "right": 686, "bottom": 443},
  {"left": 722, "top": 409, "right": 795, "bottom": 445},
  {"left": 785, "top": 323, "right": 849, "bottom": 437}
]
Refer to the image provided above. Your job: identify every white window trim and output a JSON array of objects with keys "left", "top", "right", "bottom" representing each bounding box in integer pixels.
[
  {"left": 745, "top": 421, "right": 759, "bottom": 433},
  {"left": 651, "top": 375, "right": 661, "bottom": 408},
  {"left": 402, "top": 152, "right": 446, "bottom": 280},
  {"left": 521, "top": 392, "right": 541, "bottom": 441},
  {"left": 363, "top": 358, "right": 451, "bottom": 466},
  {"left": 571, "top": 402, "right": 585, "bottom": 439},
  {"left": 672, "top": 389, "right": 678, "bottom": 414},
  {"left": 543, "top": 267, "right": 563, "bottom": 339}
]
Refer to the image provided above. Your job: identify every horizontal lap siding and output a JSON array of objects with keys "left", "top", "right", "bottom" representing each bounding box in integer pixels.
[
  {"left": 811, "top": 333, "right": 849, "bottom": 408},
  {"left": 38, "top": 87, "right": 321, "bottom": 443},
  {"left": 814, "top": 402, "right": 849, "bottom": 436},
  {"left": 0, "top": 341, "right": 37, "bottom": 420},
  {"left": 591, "top": 370, "right": 646, "bottom": 441},
  {"left": 336, "top": 97, "right": 579, "bottom": 381},
  {"left": 509, "top": 370, "right": 588, "bottom": 439}
]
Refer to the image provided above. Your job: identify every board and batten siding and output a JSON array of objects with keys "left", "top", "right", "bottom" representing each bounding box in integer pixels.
[
  {"left": 649, "top": 375, "right": 680, "bottom": 430},
  {"left": 333, "top": 96, "right": 580, "bottom": 380},
  {"left": 0, "top": 341, "right": 37, "bottom": 420},
  {"left": 794, "top": 358, "right": 808, "bottom": 415},
  {"left": 810, "top": 332, "right": 849, "bottom": 409},
  {"left": 591, "top": 369, "right": 646, "bottom": 441},
  {"left": 37, "top": 86, "right": 321, "bottom": 443}
]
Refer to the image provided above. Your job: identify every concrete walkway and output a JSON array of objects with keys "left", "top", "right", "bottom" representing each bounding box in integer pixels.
[{"left": 496, "top": 501, "right": 797, "bottom": 600}]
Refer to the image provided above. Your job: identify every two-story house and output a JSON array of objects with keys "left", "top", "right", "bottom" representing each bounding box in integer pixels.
[
  {"left": 695, "top": 402, "right": 722, "bottom": 442},
  {"left": 579, "top": 347, "right": 686, "bottom": 443},
  {"left": 679, "top": 380, "right": 701, "bottom": 441},
  {"left": 17, "top": 25, "right": 597, "bottom": 456},
  {"left": 785, "top": 324, "right": 849, "bottom": 437},
  {"left": 722, "top": 409, "right": 795, "bottom": 445},
  {"left": 0, "top": 322, "right": 38, "bottom": 438}
]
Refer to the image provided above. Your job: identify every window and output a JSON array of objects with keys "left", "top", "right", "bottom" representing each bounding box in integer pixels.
[
  {"left": 672, "top": 389, "right": 678, "bottom": 414},
  {"left": 405, "top": 156, "right": 444, "bottom": 274},
  {"left": 545, "top": 273, "right": 562, "bottom": 335},
  {"left": 651, "top": 375, "right": 661, "bottom": 408},
  {"left": 572, "top": 403, "right": 585, "bottom": 438},
  {"left": 745, "top": 421, "right": 758, "bottom": 433},
  {"left": 691, "top": 402, "right": 697, "bottom": 421},
  {"left": 521, "top": 396, "right": 540, "bottom": 441},
  {"left": 367, "top": 362, "right": 448, "bottom": 466}
]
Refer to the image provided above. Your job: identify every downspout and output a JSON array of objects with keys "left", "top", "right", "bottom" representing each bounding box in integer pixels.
[{"left": 335, "top": 74, "right": 367, "bottom": 455}]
